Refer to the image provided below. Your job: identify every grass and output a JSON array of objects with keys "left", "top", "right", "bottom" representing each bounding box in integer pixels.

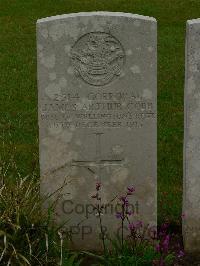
[
  {"left": 1, "top": 0, "right": 200, "bottom": 226},
  {"left": 0, "top": 173, "right": 183, "bottom": 265},
  {"left": 0, "top": 173, "right": 84, "bottom": 265}
]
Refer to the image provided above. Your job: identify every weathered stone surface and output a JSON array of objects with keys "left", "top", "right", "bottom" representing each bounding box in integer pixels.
[
  {"left": 37, "top": 12, "right": 157, "bottom": 250},
  {"left": 183, "top": 19, "right": 200, "bottom": 252}
]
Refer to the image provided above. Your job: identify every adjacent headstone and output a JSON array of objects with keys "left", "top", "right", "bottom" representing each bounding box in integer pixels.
[
  {"left": 183, "top": 19, "right": 200, "bottom": 252},
  {"left": 37, "top": 12, "right": 157, "bottom": 250}
]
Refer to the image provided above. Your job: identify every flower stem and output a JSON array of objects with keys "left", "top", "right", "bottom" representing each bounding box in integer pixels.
[
  {"left": 121, "top": 205, "right": 124, "bottom": 250},
  {"left": 98, "top": 205, "right": 106, "bottom": 254}
]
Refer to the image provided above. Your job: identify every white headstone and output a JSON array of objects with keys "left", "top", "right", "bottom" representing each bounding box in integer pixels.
[
  {"left": 183, "top": 19, "right": 200, "bottom": 252},
  {"left": 37, "top": 12, "right": 157, "bottom": 250}
]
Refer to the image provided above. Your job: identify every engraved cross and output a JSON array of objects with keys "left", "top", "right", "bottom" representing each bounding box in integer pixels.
[{"left": 71, "top": 133, "right": 124, "bottom": 180}]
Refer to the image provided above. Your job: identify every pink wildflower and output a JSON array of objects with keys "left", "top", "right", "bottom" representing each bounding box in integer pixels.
[
  {"left": 115, "top": 212, "right": 123, "bottom": 219},
  {"left": 96, "top": 182, "right": 101, "bottom": 191},
  {"left": 177, "top": 250, "right": 185, "bottom": 258},
  {"left": 127, "top": 186, "right": 135, "bottom": 195}
]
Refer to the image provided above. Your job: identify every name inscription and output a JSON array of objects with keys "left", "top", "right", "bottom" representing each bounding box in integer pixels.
[{"left": 40, "top": 91, "right": 155, "bottom": 129}]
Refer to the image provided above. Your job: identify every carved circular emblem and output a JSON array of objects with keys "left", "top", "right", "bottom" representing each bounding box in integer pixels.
[{"left": 70, "top": 32, "right": 125, "bottom": 86}]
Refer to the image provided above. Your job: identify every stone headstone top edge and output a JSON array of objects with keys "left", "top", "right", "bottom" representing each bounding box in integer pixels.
[
  {"left": 187, "top": 18, "right": 200, "bottom": 25},
  {"left": 37, "top": 11, "right": 157, "bottom": 24}
]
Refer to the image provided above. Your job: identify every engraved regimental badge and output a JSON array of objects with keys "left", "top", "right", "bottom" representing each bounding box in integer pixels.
[{"left": 70, "top": 32, "right": 125, "bottom": 86}]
